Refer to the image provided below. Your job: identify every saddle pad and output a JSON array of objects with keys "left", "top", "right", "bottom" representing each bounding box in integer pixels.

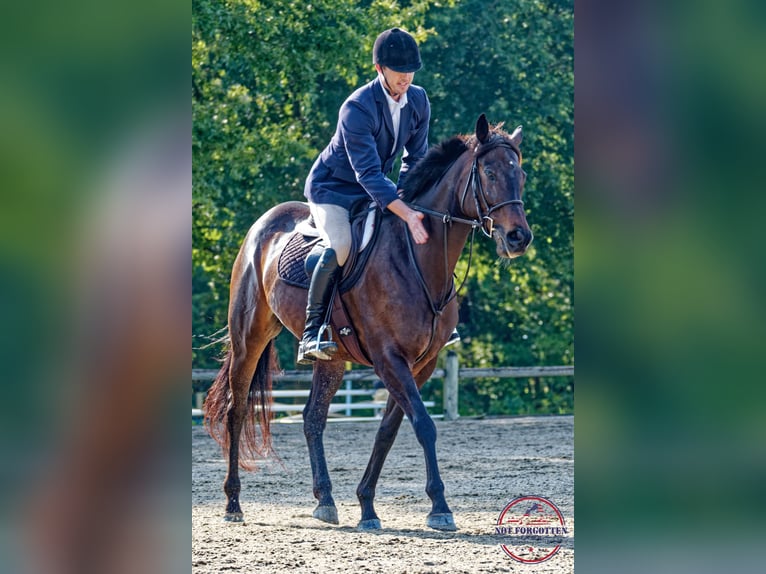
[
  {"left": 278, "top": 206, "right": 381, "bottom": 292},
  {"left": 277, "top": 230, "right": 375, "bottom": 366},
  {"left": 277, "top": 232, "right": 319, "bottom": 289}
]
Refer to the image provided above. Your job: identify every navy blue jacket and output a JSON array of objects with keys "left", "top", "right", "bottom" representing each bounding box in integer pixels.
[{"left": 304, "top": 76, "right": 430, "bottom": 212}]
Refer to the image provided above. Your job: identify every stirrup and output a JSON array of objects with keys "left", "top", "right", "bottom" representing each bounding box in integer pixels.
[
  {"left": 297, "top": 324, "right": 337, "bottom": 363},
  {"left": 301, "top": 339, "right": 338, "bottom": 361},
  {"left": 443, "top": 328, "right": 461, "bottom": 348}
]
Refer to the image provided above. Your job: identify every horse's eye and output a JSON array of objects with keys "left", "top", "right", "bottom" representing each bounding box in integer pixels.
[{"left": 485, "top": 169, "right": 496, "bottom": 182}]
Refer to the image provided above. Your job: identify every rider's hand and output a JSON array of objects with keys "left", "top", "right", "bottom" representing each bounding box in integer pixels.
[
  {"left": 406, "top": 210, "right": 429, "bottom": 244},
  {"left": 387, "top": 198, "right": 429, "bottom": 244}
]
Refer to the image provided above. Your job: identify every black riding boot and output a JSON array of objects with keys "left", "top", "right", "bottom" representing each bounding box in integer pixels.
[{"left": 297, "top": 248, "right": 341, "bottom": 364}]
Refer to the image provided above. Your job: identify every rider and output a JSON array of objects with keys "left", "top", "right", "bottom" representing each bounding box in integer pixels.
[{"left": 298, "top": 28, "right": 458, "bottom": 364}]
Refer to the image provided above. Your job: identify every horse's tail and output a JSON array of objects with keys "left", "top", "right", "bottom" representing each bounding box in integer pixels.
[{"left": 203, "top": 340, "right": 278, "bottom": 470}]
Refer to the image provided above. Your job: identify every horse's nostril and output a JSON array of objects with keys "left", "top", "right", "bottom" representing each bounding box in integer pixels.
[{"left": 507, "top": 227, "right": 529, "bottom": 247}]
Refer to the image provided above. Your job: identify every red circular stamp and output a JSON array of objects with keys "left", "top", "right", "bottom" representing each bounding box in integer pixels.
[{"left": 495, "top": 496, "right": 568, "bottom": 563}]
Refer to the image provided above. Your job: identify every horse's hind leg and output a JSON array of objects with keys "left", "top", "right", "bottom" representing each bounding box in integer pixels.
[
  {"left": 222, "top": 349, "right": 263, "bottom": 521},
  {"left": 356, "top": 395, "right": 405, "bottom": 529},
  {"left": 222, "top": 268, "right": 282, "bottom": 521},
  {"left": 302, "top": 359, "right": 345, "bottom": 524}
]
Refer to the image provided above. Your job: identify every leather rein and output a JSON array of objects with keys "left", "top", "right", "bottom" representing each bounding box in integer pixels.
[{"left": 405, "top": 137, "right": 524, "bottom": 360}]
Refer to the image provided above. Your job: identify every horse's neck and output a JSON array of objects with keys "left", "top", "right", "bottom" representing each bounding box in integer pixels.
[
  {"left": 410, "top": 158, "right": 474, "bottom": 296},
  {"left": 421, "top": 155, "right": 473, "bottom": 251}
]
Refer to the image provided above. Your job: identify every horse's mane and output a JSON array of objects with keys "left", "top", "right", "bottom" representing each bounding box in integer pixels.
[
  {"left": 399, "top": 124, "right": 516, "bottom": 202},
  {"left": 399, "top": 136, "right": 468, "bottom": 202}
]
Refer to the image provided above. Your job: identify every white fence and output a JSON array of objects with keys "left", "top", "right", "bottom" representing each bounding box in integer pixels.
[{"left": 192, "top": 352, "right": 573, "bottom": 422}]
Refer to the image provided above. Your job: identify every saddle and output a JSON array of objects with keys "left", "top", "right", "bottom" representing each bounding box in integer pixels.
[{"left": 277, "top": 205, "right": 381, "bottom": 366}]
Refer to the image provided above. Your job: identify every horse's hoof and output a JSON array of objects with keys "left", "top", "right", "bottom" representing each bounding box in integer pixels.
[
  {"left": 427, "top": 513, "right": 457, "bottom": 531},
  {"left": 357, "top": 518, "right": 382, "bottom": 530},
  {"left": 224, "top": 512, "right": 244, "bottom": 522},
  {"left": 312, "top": 505, "right": 339, "bottom": 525}
]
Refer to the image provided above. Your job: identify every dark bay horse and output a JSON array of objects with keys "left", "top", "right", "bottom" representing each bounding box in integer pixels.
[{"left": 204, "top": 114, "right": 532, "bottom": 531}]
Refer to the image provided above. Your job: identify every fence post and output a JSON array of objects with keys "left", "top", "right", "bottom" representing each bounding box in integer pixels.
[{"left": 444, "top": 351, "right": 459, "bottom": 421}]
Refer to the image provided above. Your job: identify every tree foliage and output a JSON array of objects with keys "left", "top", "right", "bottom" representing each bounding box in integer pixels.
[{"left": 192, "top": 0, "right": 573, "bottom": 415}]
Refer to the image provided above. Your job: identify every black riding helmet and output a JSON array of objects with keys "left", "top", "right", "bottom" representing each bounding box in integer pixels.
[{"left": 372, "top": 28, "right": 422, "bottom": 73}]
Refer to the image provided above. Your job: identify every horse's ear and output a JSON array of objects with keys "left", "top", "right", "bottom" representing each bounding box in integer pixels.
[
  {"left": 475, "top": 114, "right": 490, "bottom": 144},
  {"left": 510, "top": 125, "right": 523, "bottom": 147}
]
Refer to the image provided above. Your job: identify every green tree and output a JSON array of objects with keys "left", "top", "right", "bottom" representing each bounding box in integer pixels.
[{"left": 417, "top": 0, "right": 574, "bottom": 414}]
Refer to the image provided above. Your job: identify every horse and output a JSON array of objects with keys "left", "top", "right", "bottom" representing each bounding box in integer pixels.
[{"left": 204, "top": 114, "right": 533, "bottom": 531}]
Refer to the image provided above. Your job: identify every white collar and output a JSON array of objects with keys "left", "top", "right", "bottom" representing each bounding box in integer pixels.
[{"left": 381, "top": 81, "right": 408, "bottom": 110}]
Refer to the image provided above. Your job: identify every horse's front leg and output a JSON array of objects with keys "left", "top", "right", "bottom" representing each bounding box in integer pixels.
[
  {"left": 356, "top": 357, "right": 438, "bottom": 530},
  {"left": 372, "top": 354, "right": 456, "bottom": 531},
  {"left": 303, "top": 359, "right": 345, "bottom": 524}
]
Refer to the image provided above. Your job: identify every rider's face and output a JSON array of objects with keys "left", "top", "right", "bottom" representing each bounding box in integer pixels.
[{"left": 376, "top": 65, "right": 415, "bottom": 100}]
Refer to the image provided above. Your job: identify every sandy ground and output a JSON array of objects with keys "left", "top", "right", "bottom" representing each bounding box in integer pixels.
[{"left": 192, "top": 415, "right": 573, "bottom": 573}]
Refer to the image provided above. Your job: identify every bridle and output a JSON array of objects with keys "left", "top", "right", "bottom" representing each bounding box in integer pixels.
[
  {"left": 411, "top": 136, "right": 525, "bottom": 238},
  {"left": 461, "top": 139, "right": 524, "bottom": 238},
  {"left": 405, "top": 135, "right": 526, "bottom": 361}
]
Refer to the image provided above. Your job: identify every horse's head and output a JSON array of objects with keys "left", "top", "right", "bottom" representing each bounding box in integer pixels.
[{"left": 463, "top": 114, "right": 533, "bottom": 258}]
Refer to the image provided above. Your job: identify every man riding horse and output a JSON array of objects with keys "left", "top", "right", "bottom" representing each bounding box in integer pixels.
[{"left": 298, "top": 27, "right": 458, "bottom": 364}]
